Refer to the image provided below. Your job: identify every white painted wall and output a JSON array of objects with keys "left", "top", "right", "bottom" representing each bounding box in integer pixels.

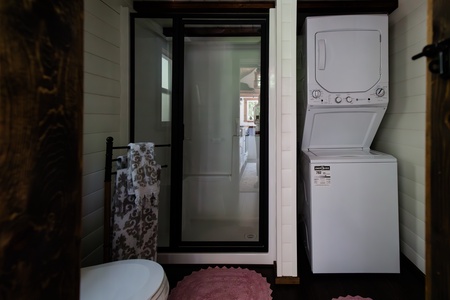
[
  {"left": 82, "top": 0, "right": 122, "bottom": 267},
  {"left": 373, "top": 0, "right": 427, "bottom": 273},
  {"left": 276, "top": 0, "right": 298, "bottom": 277}
]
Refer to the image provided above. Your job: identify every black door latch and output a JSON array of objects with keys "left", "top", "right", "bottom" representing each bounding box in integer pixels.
[{"left": 412, "top": 38, "right": 450, "bottom": 79}]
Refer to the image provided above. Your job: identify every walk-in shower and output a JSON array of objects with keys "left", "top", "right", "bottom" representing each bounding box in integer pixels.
[{"left": 130, "top": 13, "right": 270, "bottom": 255}]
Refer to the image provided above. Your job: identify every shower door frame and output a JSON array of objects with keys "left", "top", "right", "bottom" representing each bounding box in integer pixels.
[{"left": 130, "top": 12, "right": 270, "bottom": 253}]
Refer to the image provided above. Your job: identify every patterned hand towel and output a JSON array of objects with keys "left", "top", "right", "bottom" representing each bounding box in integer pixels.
[{"left": 127, "top": 142, "right": 161, "bottom": 210}]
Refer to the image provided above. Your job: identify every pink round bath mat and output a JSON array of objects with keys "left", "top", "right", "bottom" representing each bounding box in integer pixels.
[{"left": 168, "top": 266, "right": 272, "bottom": 300}]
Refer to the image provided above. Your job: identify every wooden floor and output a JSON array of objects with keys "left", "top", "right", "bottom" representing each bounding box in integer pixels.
[{"left": 162, "top": 245, "right": 425, "bottom": 300}]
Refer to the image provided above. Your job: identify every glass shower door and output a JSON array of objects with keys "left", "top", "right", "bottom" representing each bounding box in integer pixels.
[
  {"left": 181, "top": 22, "right": 262, "bottom": 243},
  {"left": 132, "top": 18, "right": 173, "bottom": 248}
]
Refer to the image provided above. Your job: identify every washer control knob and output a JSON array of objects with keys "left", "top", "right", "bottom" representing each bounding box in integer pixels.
[
  {"left": 346, "top": 96, "right": 353, "bottom": 103},
  {"left": 376, "top": 88, "right": 386, "bottom": 97},
  {"left": 335, "top": 97, "right": 342, "bottom": 103},
  {"left": 312, "top": 90, "right": 321, "bottom": 98}
]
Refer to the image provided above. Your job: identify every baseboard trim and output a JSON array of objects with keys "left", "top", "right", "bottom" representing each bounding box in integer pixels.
[
  {"left": 275, "top": 276, "right": 301, "bottom": 285},
  {"left": 273, "top": 261, "right": 300, "bottom": 284}
]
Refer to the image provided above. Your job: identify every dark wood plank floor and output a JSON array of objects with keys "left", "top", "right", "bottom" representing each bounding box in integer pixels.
[{"left": 162, "top": 245, "right": 425, "bottom": 300}]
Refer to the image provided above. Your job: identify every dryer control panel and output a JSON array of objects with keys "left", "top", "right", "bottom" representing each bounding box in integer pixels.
[
  {"left": 302, "top": 15, "right": 389, "bottom": 108},
  {"left": 307, "top": 84, "right": 388, "bottom": 106}
]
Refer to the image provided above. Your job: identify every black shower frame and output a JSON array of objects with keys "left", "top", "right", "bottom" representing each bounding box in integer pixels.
[{"left": 130, "top": 11, "right": 271, "bottom": 253}]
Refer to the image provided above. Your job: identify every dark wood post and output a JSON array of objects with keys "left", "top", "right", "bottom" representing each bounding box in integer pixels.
[
  {"left": 0, "top": 1, "right": 83, "bottom": 299},
  {"left": 426, "top": 0, "right": 450, "bottom": 298}
]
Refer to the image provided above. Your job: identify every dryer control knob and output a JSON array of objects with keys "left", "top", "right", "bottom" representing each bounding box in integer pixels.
[
  {"left": 312, "top": 90, "right": 321, "bottom": 98},
  {"left": 335, "top": 97, "right": 342, "bottom": 103},
  {"left": 376, "top": 88, "right": 386, "bottom": 97},
  {"left": 346, "top": 96, "right": 353, "bottom": 103}
]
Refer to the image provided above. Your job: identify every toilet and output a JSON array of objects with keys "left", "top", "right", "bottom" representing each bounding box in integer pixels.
[{"left": 80, "top": 259, "right": 169, "bottom": 300}]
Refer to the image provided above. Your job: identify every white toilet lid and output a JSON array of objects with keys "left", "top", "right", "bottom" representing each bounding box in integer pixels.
[{"left": 80, "top": 259, "right": 168, "bottom": 300}]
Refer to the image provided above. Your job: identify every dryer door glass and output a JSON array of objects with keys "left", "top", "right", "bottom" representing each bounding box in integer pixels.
[{"left": 315, "top": 30, "right": 381, "bottom": 93}]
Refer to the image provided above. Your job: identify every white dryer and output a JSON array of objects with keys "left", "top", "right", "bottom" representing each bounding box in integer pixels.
[{"left": 298, "top": 15, "right": 400, "bottom": 274}]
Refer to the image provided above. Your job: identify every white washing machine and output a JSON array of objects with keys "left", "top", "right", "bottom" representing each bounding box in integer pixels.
[{"left": 298, "top": 15, "right": 400, "bottom": 273}]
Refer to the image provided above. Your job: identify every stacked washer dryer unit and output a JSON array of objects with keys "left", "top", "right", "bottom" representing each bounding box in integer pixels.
[{"left": 299, "top": 14, "right": 400, "bottom": 274}]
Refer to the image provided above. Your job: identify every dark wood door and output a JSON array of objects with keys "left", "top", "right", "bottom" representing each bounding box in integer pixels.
[
  {"left": 0, "top": 2, "right": 83, "bottom": 299},
  {"left": 426, "top": 0, "right": 450, "bottom": 298}
]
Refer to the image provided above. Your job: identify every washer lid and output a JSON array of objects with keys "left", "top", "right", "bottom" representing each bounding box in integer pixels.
[
  {"left": 309, "top": 148, "right": 374, "bottom": 156},
  {"left": 301, "top": 106, "right": 386, "bottom": 150},
  {"left": 303, "top": 148, "right": 397, "bottom": 163},
  {"left": 315, "top": 30, "right": 381, "bottom": 93}
]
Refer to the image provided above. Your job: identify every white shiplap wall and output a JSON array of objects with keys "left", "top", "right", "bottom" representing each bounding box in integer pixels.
[
  {"left": 373, "top": 0, "right": 427, "bottom": 273},
  {"left": 82, "top": 0, "right": 122, "bottom": 267}
]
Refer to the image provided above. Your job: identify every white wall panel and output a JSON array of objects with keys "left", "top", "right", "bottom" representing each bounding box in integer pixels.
[
  {"left": 83, "top": 152, "right": 107, "bottom": 175},
  {"left": 389, "top": 0, "right": 425, "bottom": 24},
  {"left": 390, "top": 43, "right": 427, "bottom": 81},
  {"left": 81, "top": 246, "right": 104, "bottom": 267},
  {"left": 84, "top": 114, "right": 121, "bottom": 134},
  {"left": 376, "top": 128, "right": 424, "bottom": 148},
  {"left": 85, "top": 11, "right": 120, "bottom": 46},
  {"left": 385, "top": 94, "right": 426, "bottom": 114},
  {"left": 400, "top": 193, "right": 425, "bottom": 224},
  {"left": 401, "top": 241, "right": 425, "bottom": 271},
  {"left": 379, "top": 113, "right": 425, "bottom": 131},
  {"left": 375, "top": 142, "right": 425, "bottom": 167},
  {"left": 82, "top": 189, "right": 103, "bottom": 216},
  {"left": 85, "top": 53, "right": 120, "bottom": 80},
  {"left": 82, "top": 0, "right": 122, "bottom": 268},
  {"left": 390, "top": 4, "right": 426, "bottom": 41},
  {"left": 373, "top": 0, "right": 427, "bottom": 273},
  {"left": 83, "top": 132, "right": 121, "bottom": 154},
  {"left": 81, "top": 227, "right": 104, "bottom": 259},
  {"left": 398, "top": 163, "right": 425, "bottom": 185},
  {"left": 276, "top": 0, "right": 297, "bottom": 278},
  {"left": 84, "top": 94, "right": 120, "bottom": 114},
  {"left": 82, "top": 208, "right": 104, "bottom": 237},
  {"left": 84, "top": 73, "right": 120, "bottom": 97},
  {"left": 86, "top": 0, "right": 121, "bottom": 28},
  {"left": 84, "top": 31, "right": 120, "bottom": 63},
  {"left": 390, "top": 76, "right": 426, "bottom": 99},
  {"left": 82, "top": 171, "right": 104, "bottom": 197}
]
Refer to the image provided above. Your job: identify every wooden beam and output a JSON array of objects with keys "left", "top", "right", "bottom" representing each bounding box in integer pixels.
[
  {"left": 297, "top": 0, "right": 398, "bottom": 14},
  {"left": 275, "top": 276, "right": 301, "bottom": 285},
  {"left": 0, "top": 1, "right": 83, "bottom": 299},
  {"left": 426, "top": 0, "right": 450, "bottom": 298},
  {"left": 134, "top": 1, "right": 275, "bottom": 14}
]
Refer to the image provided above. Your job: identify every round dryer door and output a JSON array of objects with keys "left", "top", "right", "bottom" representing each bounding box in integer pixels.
[{"left": 315, "top": 30, "right": 381, "bottom": 93}]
